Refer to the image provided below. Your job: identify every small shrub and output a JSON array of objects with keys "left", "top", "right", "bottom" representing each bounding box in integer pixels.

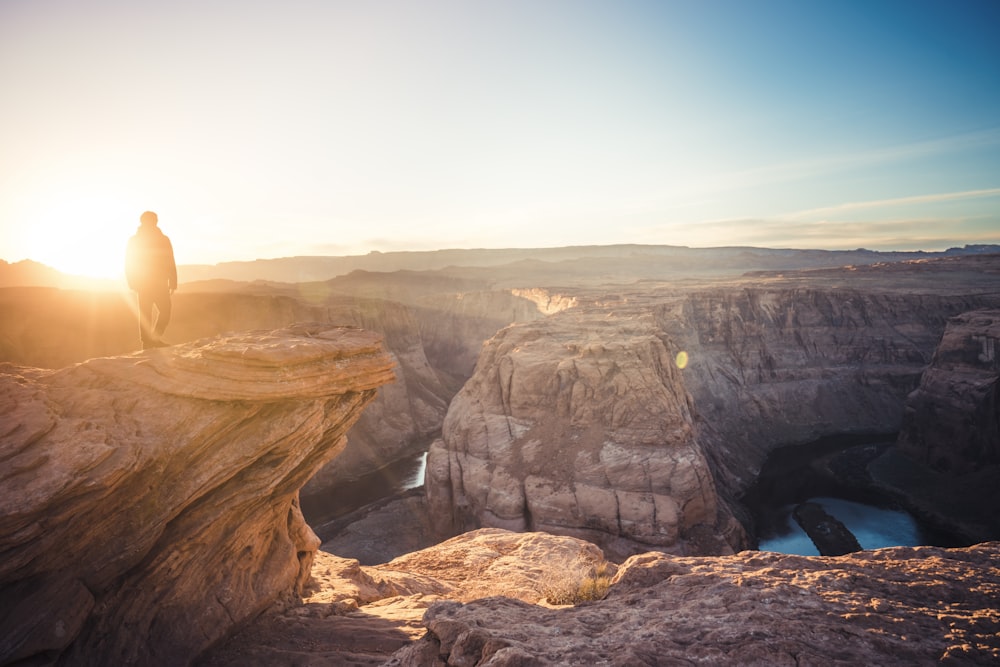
[{"left": 542, "top": 561, "right": 613, "bottom": 605}]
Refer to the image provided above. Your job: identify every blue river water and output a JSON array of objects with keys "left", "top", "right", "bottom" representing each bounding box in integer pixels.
[{"left": 758, "top": 496, "right": 923, "bottom": 556}]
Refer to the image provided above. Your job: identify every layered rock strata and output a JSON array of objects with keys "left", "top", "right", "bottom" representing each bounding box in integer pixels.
[
  {"left": 427, "top": 285, "right": 1000, "bottom": 555},
  {"left": 897, "top": 308, "right": 1000, "bottom": 473},
  {"left": 654, "top": 289, "right": 999, "bottom": 497},
  {"left": 0, "top": 288, "right": 450, "bottom": 504},
  {"left": 426, "top": 310, "right": 745, "bottom": 559},
  {"left": 0, "top": 324, "right": 394, "bottom": 666},
  {"left": 861, "top": 308, "right": 1000, "bottom": 544}
]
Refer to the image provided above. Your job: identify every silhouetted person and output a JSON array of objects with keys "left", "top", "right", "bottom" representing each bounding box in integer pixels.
[{"left": 126, "top": 211, "right": 177, "bottom": 350}]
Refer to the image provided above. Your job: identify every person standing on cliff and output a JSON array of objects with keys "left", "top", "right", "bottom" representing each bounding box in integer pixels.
[{"left": 125, "top": 210, "right": 177, "bottom": 350}]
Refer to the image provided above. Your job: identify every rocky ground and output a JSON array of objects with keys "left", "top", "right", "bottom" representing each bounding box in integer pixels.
[{"left": 197, "top": 528, "right": 1000, "bottom": 666}]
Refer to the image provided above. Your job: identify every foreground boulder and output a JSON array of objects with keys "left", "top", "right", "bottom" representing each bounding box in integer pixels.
[
  {"left": 0, "top": 324, "right": 394, "bottom": 666},
  {"left": 197, "top": 528, "right": 609, "bottom": 666}
]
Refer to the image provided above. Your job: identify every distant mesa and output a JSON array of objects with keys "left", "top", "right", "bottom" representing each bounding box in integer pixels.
[{"left": 4, "top": 243, "right": 999, "bottom": 288}]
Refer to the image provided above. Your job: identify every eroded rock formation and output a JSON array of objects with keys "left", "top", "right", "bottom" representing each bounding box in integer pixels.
[
  {"left": 897, "top": 308, "right": 1000, "bottom": 473},
  {"left": 426, "top": 310, "right": 746, "bottom": 559},
  {"left": 426, "top": 279, "right": 1000, "bottom": 556},
  {"left": 656, "top": 289, "right": 999, "bottom": 497},
  {"left": 0, "top": 288, "right": 451, "bottom": 505},
  {"left": 196, "top": 528, "right": 608, "bottom": 666},
  {"left": 0, "top": 324, "right": 394, "bottom": 666},
  {"left": 862, "top": 308, "right": 1000, "bottom": 544},
  {"left": 793, "top": 501, "right": 862, "bottom": 556}
]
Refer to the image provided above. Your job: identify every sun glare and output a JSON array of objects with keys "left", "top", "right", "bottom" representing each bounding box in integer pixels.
[{"left": 22, "top": 192, "right": 139, "bottom": 280}]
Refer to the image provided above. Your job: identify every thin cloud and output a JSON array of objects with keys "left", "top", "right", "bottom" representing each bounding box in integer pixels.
[
  {"left": 742, "top": 128, "right": 1000, "bottom": 189},
  {"left": 614, "top": 127, "right": 1000, "bottom": 228},
  {"left": 651, "top": 212, "right": 1000, "bottom": 251},
  {"left": 782, "top": 188, "right": 1000, "bottom": 221}
]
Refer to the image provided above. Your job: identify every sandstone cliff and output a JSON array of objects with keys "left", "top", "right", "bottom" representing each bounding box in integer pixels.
[
  {"left": 0, "top": 288, "right": 451, "bottom": 503},
  {"left": 0, "top": 324, "right": 394, "bottom": 666},
  {"left": 426, "top": 272, "right": 1000, "bottom": 555},
  {"left": 425, "top": 309, "right": 746, "bottom": 559},
  {"left": 656, "top": 289, "right": 1000, "bottom": 497},
  {"left": 897, "top": 308, "right": 1000, "bottom": 473},
  {"left": 860, "top": 308, "right": 1000, "bottom": 544}
]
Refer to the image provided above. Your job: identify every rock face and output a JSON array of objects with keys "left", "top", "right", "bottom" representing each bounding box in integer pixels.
[
  {"left": 194, "top": 529, "right": 1000, "bottom": 666},
  {"left": 301, "top": 296, "right": 451, "bottom": 496},
  {"left": 386, "top": 533, "right": 1000, "bottom": 667},
  {"left": 897, "top": 309, "right": 1000, "bottom": 473},
  {"left": 0, "top": 324, "right": 394, "bottom": 666},
  {"left": 0, "top": 288, "right": 451, "bottom": 501},
  {"left": 655, "top": 289, "right": 998, "bottom": 497},
  {"left": 427, "top": 283, "right": 1000, "bottom": 555},
  {"left": 426, "top": 310, "right": 745, "bottom": 559}
]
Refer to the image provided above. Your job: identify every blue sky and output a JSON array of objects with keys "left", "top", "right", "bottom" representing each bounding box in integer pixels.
[{"left": 1, "top": 0, "right": 998, "bottom": 275}]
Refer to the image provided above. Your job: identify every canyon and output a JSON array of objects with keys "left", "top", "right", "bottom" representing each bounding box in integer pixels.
[
  {"left": 2, "top": 246, "right": 999, "bottom": 664},
  {"left": 425, "top": 254, "right": 1000, "bottom": 558}
]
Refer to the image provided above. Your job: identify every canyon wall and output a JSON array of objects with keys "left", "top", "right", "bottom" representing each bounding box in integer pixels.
[
  {"left": 425, "top": 308, "right": 746, "bottom": 559},
  {"left": 0, "top": 324, "right": 394, "bottom": 666},
  {"left": 655, "top": 289, "right": 1000, "bottom": 497},
  {"left": 897, "top": 308, "right": 1000, "bottom": 473},
  {"left": 427, "top": 284, "right": 1000, "bottom": 555}
]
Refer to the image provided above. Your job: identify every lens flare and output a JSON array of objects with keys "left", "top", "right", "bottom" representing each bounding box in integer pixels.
[{"left": 675, "top": 351, "right": 689, "bottom": 369}]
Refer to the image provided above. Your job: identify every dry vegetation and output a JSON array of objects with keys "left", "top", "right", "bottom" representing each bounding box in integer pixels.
[{"left": 540, "top": 559, "right": 615, "bottom": 606}]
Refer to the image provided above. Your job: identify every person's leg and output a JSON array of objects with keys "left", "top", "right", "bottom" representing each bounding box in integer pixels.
[
  {"left": 151, "top": 286, "right": 172, "bottom": 340},
  {"left": 136, "top": 290, "right": 156, "bottom": 348}
]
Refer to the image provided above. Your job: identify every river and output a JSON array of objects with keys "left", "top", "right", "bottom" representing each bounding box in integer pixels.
[
  {"left": 741, "top": 434, "right": 937, "bottom": 555},
  {"left": 300, "top": 451, "right": 427, "bottom": 528}
]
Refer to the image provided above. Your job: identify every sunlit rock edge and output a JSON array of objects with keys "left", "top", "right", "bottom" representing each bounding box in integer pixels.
[{"left": 0, "top": 324, "right": 395, "bottom": 666}]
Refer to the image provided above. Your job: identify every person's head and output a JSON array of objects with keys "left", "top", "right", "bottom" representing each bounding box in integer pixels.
[{"left": 140, "top": 211, "right": 158, "bottom": 226}]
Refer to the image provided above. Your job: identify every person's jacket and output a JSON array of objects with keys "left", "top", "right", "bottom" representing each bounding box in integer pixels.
[{"left": 125, "top": 224, "right": 177, "bottom": 291}]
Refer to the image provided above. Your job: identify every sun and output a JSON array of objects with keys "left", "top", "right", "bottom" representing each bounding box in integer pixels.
[{"left": 22, "top": 192, "right": 141, "bottom": 281}]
